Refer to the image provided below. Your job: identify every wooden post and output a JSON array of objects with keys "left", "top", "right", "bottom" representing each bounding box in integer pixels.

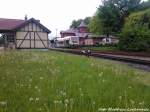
[{"left": 4, "top": 34, "right": 8, "bottom": 50}]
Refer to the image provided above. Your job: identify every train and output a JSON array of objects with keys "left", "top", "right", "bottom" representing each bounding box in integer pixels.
[{"left": 54, "top": 36, "right": 79, "bottom": 47}]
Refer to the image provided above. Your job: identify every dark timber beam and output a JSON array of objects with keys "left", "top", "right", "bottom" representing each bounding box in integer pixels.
[
  {"left": 18, "top": 32, "right": 29, "bottom": 48},
  {"left": 36, "top": 32, "right": 47, "bottom": 48}
]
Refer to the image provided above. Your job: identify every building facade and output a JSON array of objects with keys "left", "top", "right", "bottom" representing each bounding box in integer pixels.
[
  {"left": 0, "top": 18, "right": 51, "bottom": 49},
  {"left": 59, "top": 21, "right": 118, "bottom": 46}
]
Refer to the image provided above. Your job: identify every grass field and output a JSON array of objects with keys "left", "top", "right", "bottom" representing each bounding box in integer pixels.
[{"left": 0, "top": 50, "right": 150, "bottom": 112}]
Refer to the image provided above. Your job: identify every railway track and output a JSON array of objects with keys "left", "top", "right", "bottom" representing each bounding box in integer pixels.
[{"left": 50, "top": 48, "right": 150, "bottom": 66}]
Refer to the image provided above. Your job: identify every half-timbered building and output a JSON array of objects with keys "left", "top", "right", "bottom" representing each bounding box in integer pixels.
[{"left": 0, "top": 18, "right": 51, "bottom": 49}]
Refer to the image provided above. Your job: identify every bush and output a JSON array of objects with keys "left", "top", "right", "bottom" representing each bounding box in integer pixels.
[{"left": 119, "top": 9, "right": 150, "bottom": 51}]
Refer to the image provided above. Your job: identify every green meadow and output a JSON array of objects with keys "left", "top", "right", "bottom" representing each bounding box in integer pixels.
[{"left": 0, "top": 50, "right": 150, "bottom": 112}]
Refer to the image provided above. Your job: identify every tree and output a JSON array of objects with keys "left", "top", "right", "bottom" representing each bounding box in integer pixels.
[
  {"left": 90, "top": 0, "right": 142, "bottom": 37},
  {"left": 70, "top": 19, "right": 82, "bottom": 29},
  {"left": 119, "top": 8, "right": 150, "bottom": 51},
  {"left": 88, "top": 12, "right": 103, "bottom": 35},
  {"left": 99, "top": 2, "right": 120, "bottom": 37},
  {"left": 84, "top": 17, "right": 91, "bottom": 25},
  {"left": 70, "top": 17, "right": 91, "bottom": 29}
]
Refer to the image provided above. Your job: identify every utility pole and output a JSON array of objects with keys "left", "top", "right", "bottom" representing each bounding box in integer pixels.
[{"left": 56, "top": 29, "right": 58, "bottom": 38}]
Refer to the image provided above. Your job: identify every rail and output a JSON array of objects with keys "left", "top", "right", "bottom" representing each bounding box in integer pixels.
[{"left": 50, "top": 48, "right": 150, "bottom": 66}]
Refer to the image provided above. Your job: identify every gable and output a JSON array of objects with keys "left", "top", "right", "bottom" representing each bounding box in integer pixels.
[
  {"left": 15, "top": 18, "right": 51, "bottom": 33},
  {"left": 19, "top": 22, "right": 44, "bottom": 32}
]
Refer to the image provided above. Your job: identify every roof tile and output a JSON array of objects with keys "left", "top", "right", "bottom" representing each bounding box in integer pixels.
[{"left": 0, "top": 18, "right": 25, "bottom": 30}]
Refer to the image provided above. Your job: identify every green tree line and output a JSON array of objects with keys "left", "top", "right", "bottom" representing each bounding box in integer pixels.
[
  {"left": 70, "top": 17, "right": 91, "bottom": 29},
  {"left": 70, "top": 0, "right": 150, "bottom": 51}
]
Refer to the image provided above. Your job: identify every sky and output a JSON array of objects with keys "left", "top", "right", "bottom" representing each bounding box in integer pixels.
[{"left": 0, "top": 0, "right": 101, "bottom": 38}]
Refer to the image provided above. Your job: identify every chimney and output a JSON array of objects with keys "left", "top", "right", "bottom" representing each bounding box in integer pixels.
[
  {"left": 25, "top": 15, "right": 28, "bottom": 20},
  {"left": 36, "top": 19, "right": 40, "bottom": 23}
]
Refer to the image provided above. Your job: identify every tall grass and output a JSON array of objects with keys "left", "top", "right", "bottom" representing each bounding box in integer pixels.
[{"left": 0, "top": 50, "right": 150, "bottom": 112}]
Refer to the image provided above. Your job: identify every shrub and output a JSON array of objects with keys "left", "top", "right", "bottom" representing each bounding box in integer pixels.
[{"left": 119, "top": 9, "right": 150, "bottom": 51}]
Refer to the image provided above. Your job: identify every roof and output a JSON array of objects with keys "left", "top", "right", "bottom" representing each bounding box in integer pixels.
[
  {"left": 0, "top": 18, "right": 25, "bottom": 31},
  {"left": 60, "top": 28, "right": 78, "bottom": 34},
  {"left": 78, "top": 21, "right": 87, "bottom": 28},
  {"left": 0, "top": 18, "right": 51, "bottom": 33},
  {"left": 60, "top": 27, "right": 92, "bottom": 38},
  {"left": 76, "top": 32, "right": 92, "bottom": 38}
]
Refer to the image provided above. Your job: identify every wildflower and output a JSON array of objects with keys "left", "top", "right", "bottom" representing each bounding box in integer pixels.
[
  {"left": 35, "top": 86, "right": 38, "bottom": 89},
  {"left": 60, "top": 90, "right": 63, "bottom": 94},
  {"left": 98, "top": 108, "right": 106, "bottom": 111},
  {"left": 64, "top": 99, "right": 69, "bottom": 104},
  {"left": 98, "top": 74, "right": 102, "bottom": 78},
  {"left": 58, "top": 100, "right": 62, "bottom": 104},
  {"left": 38, "top": 108, "right": 42, "bottom": 111},
  {"left": 54, "top": 100, "right": 59, "bottom": 104},
  {"left": 65, "top": 103, "right": 68, "bottom": 107},
  {"left": 0, "top": 101, "right": 7, "bottom": 106},
  {"left": 98, "top": 72, "right": 103, "bottom": 77},
  {"left": 29, "top": 79, "right": 32, "bottom": 82},
  {"left": 139, "top": 101, "right": 144, "bottom": 105},
  {"left": 16, "top": 82, "right": 19, "bottom": 86},
  {"left": 102, "top": 79, "right": 105, "bottom": 82},
  {"left": 70, "top": 98, "right": 74, "bottom": 104},
  {"left": 130, "top": 99, "right": 135, "bottom": 104},
  {"left": 35, "top": 98, "right": 39, "bottom": 101},
  {"left": 40, "top": 77, "right": 44, "bottom": 80},
  {"left": 54, "top": 100, "right": 57, "bottom": 104},
  {"left": 29, "top": 97, "right": 34, "bottom": 101},
  {"left": 119, "top": 96, "right": 122, "bottom": 100},
  {"left": 93, "top": 101, "right": 96, "bottom": 105},
  {"left": 63, "top": 92, "right": 67, "bottom": 96},
  {"left": 38, "top": 89, "right": 41, "bottom": 92},
  {"left": 20, "top": 84, "right": 24, "bottom": 87},
  {"left": 61, "top": 91, "right": 66, "bottom": 96},
  {"left": 128, "top": 86, "right": 132, "bottom": 89},
  {"left": 91, "top": 63, "right": 94, "bottom": 67},
  {"left": 80, "top": 93, "right": 84, "bottom": 97},
  {"left": 79, "top": 88, "right": 82, "bottom": 91}
]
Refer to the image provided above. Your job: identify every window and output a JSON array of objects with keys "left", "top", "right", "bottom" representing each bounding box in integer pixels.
[{"left": 6, "top": 34, "right": 15, "bottom": 42}]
